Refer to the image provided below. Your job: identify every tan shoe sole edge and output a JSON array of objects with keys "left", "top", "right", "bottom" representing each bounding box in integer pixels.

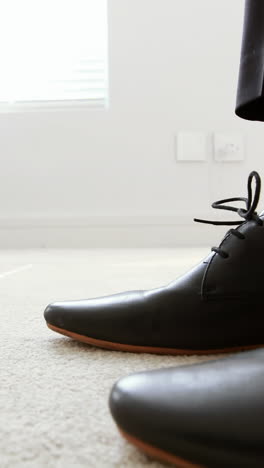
[
  {"left": 118, "top": 426, "right": 204, "bottom": 468},
  {"left": 46, "top": 323, "right": 263, "bottom": 355}
]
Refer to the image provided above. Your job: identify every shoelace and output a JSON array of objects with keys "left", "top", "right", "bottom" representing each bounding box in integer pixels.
[{"left": 194, "top": 171, "right": 263, "bottom": 259}]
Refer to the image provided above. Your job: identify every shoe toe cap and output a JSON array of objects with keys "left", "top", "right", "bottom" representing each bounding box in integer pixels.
[
  {"left": 44, "top": 290, "right": 148, "bottom": 344},
  {"left": 44, "top": 301, "right": 73, "bottom": 329},
  {"left": 109, "top": 355, "right": 264, "bottom": 467},
  {"left": 109, "top": 369, "right": 172, "bottom": 443}
]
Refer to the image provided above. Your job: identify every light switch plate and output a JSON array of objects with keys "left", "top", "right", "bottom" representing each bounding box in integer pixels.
[
  {"left": 214, "top": 132, "right": 244, "bottom": 162},
  {"left": 176, "top": 132, "right": 207, "bottom": 162}
]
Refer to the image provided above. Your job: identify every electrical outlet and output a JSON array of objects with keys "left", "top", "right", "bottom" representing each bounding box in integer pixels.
[{"left": 214, "top": 132, "right": 244, "bottom": 162}]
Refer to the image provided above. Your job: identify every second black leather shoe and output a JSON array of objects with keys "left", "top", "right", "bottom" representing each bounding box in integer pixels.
[
  {"left": 109, "top": 348, "right": 264, "bottom": 467},
  {"left": 44, "top": 171, "right": 264, "bottom": 355}
]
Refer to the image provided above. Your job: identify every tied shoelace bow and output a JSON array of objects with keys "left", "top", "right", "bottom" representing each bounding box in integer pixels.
[{"left": 194, "top": 171, "right": 263, "bottom": 259}]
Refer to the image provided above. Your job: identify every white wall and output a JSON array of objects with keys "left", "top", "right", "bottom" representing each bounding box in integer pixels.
[{"left": 1, "top": 0, "right": 264, "bottom": 247}]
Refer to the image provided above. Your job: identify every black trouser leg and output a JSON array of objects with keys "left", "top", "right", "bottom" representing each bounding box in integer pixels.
[{"left": 236, "top": 0, "right": 264, "bottom": 121}]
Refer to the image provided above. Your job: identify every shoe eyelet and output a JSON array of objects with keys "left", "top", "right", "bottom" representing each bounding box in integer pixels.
[{"left": 220, "top": 251, "right": 229, "bottom": 259}]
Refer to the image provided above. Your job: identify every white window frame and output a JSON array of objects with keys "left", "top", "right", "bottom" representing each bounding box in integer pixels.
[{"left": 0, "top": 1, "right": 108, "bottom": 113}]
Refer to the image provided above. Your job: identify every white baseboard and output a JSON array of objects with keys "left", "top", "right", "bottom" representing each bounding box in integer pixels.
[{"left": 0, "top": 215, "right": 227, "bottom": 248}]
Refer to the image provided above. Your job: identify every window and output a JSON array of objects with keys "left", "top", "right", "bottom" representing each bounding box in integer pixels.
[{"left": 0, "top": 0, "right": 108, "bottom": 108}]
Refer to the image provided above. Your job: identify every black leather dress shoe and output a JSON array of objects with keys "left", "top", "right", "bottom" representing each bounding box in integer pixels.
[
  {"left": 44, "top": 171, "right": 264, "bottom": 354},
  {"left": 109, "top": 348, "right": 264, "bottom": 467}
]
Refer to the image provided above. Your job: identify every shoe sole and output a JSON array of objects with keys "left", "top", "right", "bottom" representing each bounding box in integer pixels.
[
  {"left": 46, "top": 323, "right": 264, "bottom": 355},
  {"left": 118, "top": 426, "right": 204, "bottom": 467}
]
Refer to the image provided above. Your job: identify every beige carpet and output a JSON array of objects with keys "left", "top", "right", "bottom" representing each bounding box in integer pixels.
[{"left": 1, "top": 248, "right": 221, "bottom": 468}]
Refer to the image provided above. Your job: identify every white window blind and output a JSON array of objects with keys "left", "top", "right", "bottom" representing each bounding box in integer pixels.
[{"left": 0, "top": 0, "right": 108, "bottom": 106}]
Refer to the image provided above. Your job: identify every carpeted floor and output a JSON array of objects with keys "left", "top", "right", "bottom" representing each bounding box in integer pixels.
[{"left": 1, "top": 248, "right": 222, "bottom": 468}]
